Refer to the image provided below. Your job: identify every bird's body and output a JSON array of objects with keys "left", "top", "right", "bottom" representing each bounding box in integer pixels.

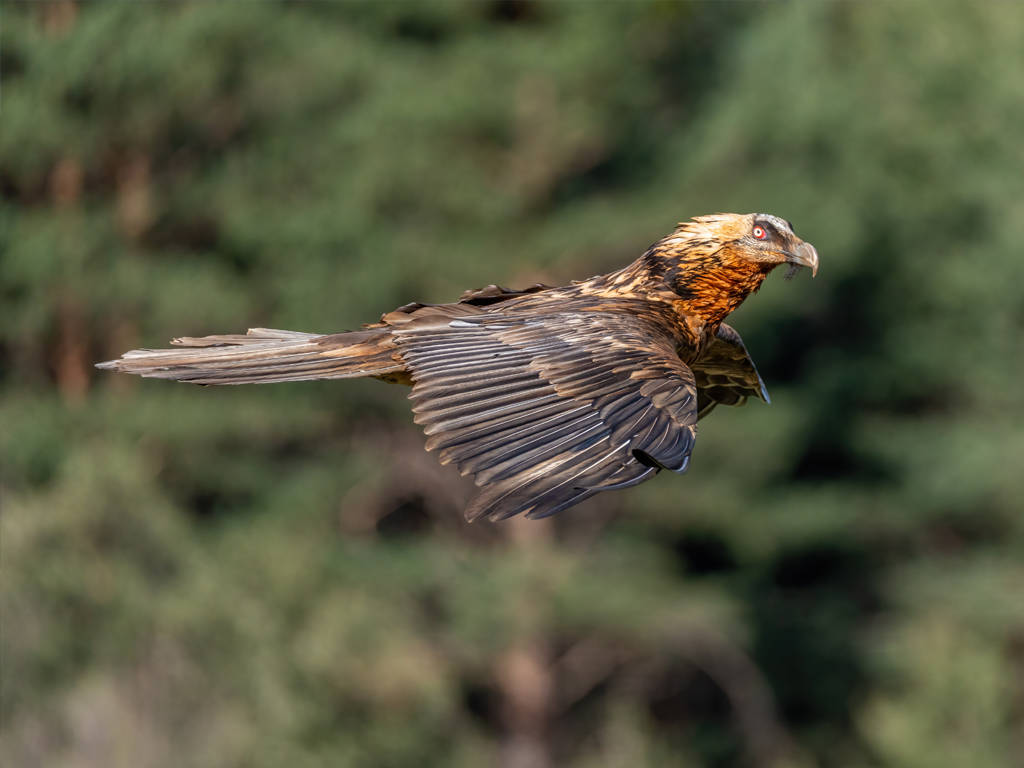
[{"left": 99, "top": 213, "right": 818, "bottom": 520}]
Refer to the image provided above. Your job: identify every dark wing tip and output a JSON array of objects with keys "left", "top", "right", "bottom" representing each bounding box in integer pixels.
[{"left": 632, "top": 448, "right": 690, "bottom": 474}]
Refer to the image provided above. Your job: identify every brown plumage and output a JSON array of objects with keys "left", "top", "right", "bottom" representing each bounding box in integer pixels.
[{"left": 98, "top": 213, "right": 818, "bottom": 521}]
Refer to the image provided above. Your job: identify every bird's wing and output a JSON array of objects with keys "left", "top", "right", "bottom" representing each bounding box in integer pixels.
[
  {"left": 394, "top": 312, "right": 698, "bottom": 521},
  {"left": 690, "top": 323, "right": 769, "bottom": 420}
]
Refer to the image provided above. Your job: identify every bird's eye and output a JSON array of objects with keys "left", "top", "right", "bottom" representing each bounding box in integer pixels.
[{"left": 752, "top": 225, "right": 768, "bottom": 240}]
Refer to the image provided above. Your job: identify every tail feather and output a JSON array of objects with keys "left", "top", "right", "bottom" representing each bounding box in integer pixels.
[
  {"left": 169, "top": 327, "right": 319, "bottom": 346},
  {"left": 96, "top": 327, "right": 405, "bottom": 385}
]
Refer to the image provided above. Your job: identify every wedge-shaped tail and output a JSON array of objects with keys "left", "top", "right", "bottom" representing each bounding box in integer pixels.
[{"left": 96, "top": 327, "right": 403, "bottom": 385}]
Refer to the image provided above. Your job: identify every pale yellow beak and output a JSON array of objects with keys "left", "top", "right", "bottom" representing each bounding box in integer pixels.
[{"left": 787, "top": 241, "right": 819, "bottom": 277}]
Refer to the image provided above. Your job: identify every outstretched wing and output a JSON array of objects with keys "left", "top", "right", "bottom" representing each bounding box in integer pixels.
[
  {"left": 394, "top": 312, "right": 698, "bottom": 521},
  {"left": 691, "top": 323, "right": 770, "bottom": 420}
]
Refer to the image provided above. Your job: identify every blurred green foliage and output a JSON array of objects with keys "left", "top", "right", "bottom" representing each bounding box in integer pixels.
[{"left": 2, "top": 2, "right": 1023, "bottom": 767}]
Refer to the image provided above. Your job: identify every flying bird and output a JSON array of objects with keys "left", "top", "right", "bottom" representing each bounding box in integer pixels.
[{"left": 98, "top": 213, "right": 818, "bottom": 521}]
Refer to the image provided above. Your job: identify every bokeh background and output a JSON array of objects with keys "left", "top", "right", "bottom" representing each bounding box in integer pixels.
[{"left": 3, "top": 2, "right": 1023, "bottom": 767}]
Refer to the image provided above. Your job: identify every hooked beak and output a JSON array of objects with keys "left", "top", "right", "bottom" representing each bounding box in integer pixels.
[{"left": 786, "top": 240, "right": 819, "bottom": 277}]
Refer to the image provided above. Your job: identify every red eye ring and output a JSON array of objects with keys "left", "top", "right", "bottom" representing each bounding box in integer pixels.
[{"left": 753, "top": 225, "right": 767, "bottom": 240}]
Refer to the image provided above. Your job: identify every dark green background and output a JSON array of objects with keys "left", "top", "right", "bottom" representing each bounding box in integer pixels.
[{"left": 3, "top": 2, "right": 1023, "bottom": 766}]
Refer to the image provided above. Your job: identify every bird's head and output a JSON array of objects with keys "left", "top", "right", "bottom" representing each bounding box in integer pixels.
[
  {"left": 678, "top": 213, "right": 819, "bottom": 278},
  {"left": 618, "top": 213, "right": 819, "bottom": 327}
]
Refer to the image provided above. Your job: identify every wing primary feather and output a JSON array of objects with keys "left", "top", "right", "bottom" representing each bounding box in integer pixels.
[
  {"left": 473, "top": 421, "right": 609, "bottom": 486},
  {"left": 413, "top": 382, "right": 555, "bottom": 424},
  {"left": 581, "top": 464, "right": 658, "bottom": 491},
  {"left": 411, "top": 374, "right": 545, "bottom": 412},
  {"left": 638, "top": 414, "right": 674, "bottom": 458},
  {"left": 485, "top": 440, "right": 631, "bottom": 522},
  {"left": 467, "top": 439, "right": 617, "bottom": 521},
  {"left": 608, "top": 402, "right": 654, "bottom": 445},
  {"left": 522, "top": 488, "right": 600, "bottom": 520},
  {"left": 432, "top": 404, "right": 592, "bottom": 459},
  {"left": 407, "top": 351, "right": 533, "bottom": 374},
  {"left": 424, "top": 399, "right": 585, "bottom": 448},
  {"left": 402, "top": 343, "right": 519, "bottom": 364},
  {"left": 448, "top": 411, "right": 601, "bottom": 471},
  {"left": 413, "top": 368, "right": 540, "bottom": 396},
  {"left": 654, "top": 427, "right": 695, "bottom": 472},
  {"left": 543, "top": 363, "right": 619, "bottom": 390},
  {"left": 418, "top": 391, "right": 566, "bottom": 435}
]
